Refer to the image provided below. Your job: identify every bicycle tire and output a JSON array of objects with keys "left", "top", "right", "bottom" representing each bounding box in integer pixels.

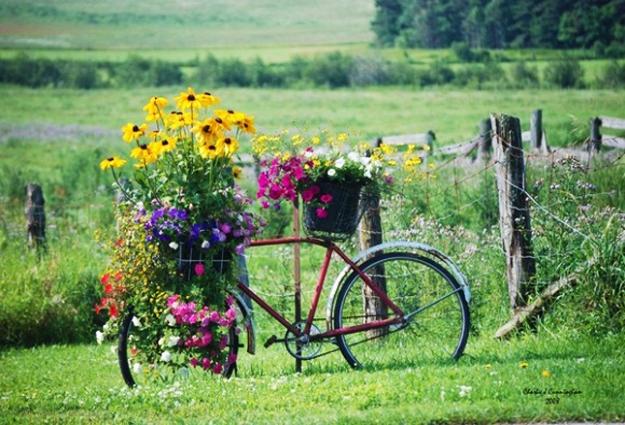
[
  {"left": 333, "top": 252, "right": 470, "bottom": 369},
  {"left": 118, "top": 306, "right": 239, "bottom": 387}
]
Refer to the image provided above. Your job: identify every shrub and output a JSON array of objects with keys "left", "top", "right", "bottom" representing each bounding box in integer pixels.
[
  {"left": 304, "top": 52, "right": 352, "bottom": 88},
  {"left": 510, "top": 61, "right": 539, "bottom": 88},
  {"left": 543, "top": 58, "right": 585, "bottom": 88},
  {"left": 596, "top": 61, "right": 625, "bottom": 88},
  {"left": 418, "top": 61, "right": 455, "bottom": 86},
  {"left": 215, "top": 58, "right": 252, "bottom": 87},
  {"left": 348, "top": 55, "right": 390, "bottom": 86}
]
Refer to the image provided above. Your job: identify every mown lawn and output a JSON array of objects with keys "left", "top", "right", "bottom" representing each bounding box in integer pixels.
[{"left": 1, "top": 333, "right": 624, "bottom": 424}]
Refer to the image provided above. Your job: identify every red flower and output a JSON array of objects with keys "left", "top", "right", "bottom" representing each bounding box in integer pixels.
[
  {"left": 109, "top": 303, "right": 119, "bottom": 318},
  {"left": 315, "top": 208, "right": 328, "bottom": 219},
  {"left": 320, "top": 193, "right": 333, "bottom": 204},
  {"left": 103, "top": 283, "right": 113, "bottom": 294},
  {"left": 100, "top": 273, "right": 110, "bottom": 285},
  {"left": 114, "top": 271, "right": 123, "bottom": 282},
  {"left": 115, "top": 239, "right": 124, "bottom": 247}
]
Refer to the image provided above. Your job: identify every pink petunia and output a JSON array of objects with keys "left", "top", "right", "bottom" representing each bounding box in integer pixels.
[
  {"left": 194, "top": 263, "right": 205, "bottom": 276},
  {"left": 320, "top": 193, "right": 333, "bottom": 204},
  {"left": 301, "top": 187, "right": 316, "bottom": 202},
  {"left": 315, "top": 208, "right": 328, "bottom": 219}
]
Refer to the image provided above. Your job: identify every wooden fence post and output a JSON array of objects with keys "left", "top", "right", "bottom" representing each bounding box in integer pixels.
[
  {"left": 491, "top": 114, "right": 536, "bottom": 311},
  {"left": 357, "top": 141, "right": 388, "bottom": 337},
  {"left": 589, "top": 117, "right": 602, "bottom": 153},
  {"left": 477, "top": 118, "right": 492, "bottom": 161},
  {"left": 530, "top": 109, "right": 548, "bottom": 153},
  {"left": 25, "top": 183, "right": 46, "bottom": 251}
]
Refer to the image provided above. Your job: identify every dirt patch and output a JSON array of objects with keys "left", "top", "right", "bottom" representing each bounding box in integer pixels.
[{"left": 0, "top": 123, "right": 117, "bottom": 143}]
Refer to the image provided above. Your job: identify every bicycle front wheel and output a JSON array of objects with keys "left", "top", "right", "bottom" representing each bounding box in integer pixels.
[
  {"left": 118, "top": 307, "right": 239, "bottom": 388},
  {"left": 333, "top": 252, "right": 470, "bottom": 370}
]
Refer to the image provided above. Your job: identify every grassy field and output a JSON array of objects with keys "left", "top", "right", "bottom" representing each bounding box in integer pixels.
[
  {"left": 1, "top": 86, "right": 624, "bottom": 147},
  {"left": 1, "top": 333, "right": 624, "bottom": 424},
  {"left": 0, "top": 0, "right": 374, "bottom": 50}
]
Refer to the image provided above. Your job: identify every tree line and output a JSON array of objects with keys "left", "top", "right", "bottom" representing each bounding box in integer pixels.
[{"left": 372, "top": 0, "right": 625, "bottom": 52}]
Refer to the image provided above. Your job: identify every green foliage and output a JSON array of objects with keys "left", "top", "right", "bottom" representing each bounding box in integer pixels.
[
  {"left": 374, "top": 0, "right": 625, "bottom": 50},
  {"left": 595, "top": 60, "right": 625, "bottom": 88},
  {"left": 510, "top": 61, "right": 540, "bottom": 88},
  {"left": 543, "top": 58, "right": 585, "bottom": 88}
]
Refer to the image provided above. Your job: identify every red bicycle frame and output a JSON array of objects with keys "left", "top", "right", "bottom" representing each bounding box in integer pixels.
[{"left": 236, "top": 236, "right": 404, "bottom": 341}]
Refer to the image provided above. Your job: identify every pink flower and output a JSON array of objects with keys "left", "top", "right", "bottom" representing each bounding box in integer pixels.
[
  {"left": 301, "top": 187, "right": 316, "bottom": 202},
  {"left": 194, "top": 263, "right": 205, "bottom": 276},
  {"left": 320, "top": 193, "right": 333, "bottom": 204},
  {"left": 202, "top": 357, "right": 211, "bottom": 370},
  {"left": 212, "top": 362, "right": 223, "bottom": 374},
  {"left": 316, "top": 208, "right": 328, "bottom": 219},
  {"left": 219, "top": 335, "right": 228, "bottom": 350},
  {"left": 190, "top": 358, "right": 199, "bottom": 367},
  {"left": 219, "top": 223, "right": 232, "bottom": 234}
]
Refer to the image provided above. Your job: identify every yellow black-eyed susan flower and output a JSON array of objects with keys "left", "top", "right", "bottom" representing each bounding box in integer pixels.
[
  {"left": 198, "top": 92, "right": 221, "bottom": 108},
  {"left": 232, "top": 166, "right": 243, "bottom": 179},
  {"left": 131, "top": 143, "right": 157, "bottom": 166},
  {"left": 157, "top": 138, "right": 176, "bottom": 155},
  {"left": 121, "top": 123, "right": 147, "bottom": 143},
  {"left": 215, "top": 109, "right": 243, "bottom": 125},
  {"left": 99, "top": 156, "right": 127, "bottom": 170},
  {"left": 198, "top": 141, "right": 224, "bottom": 160},
  {"left": 175, "top": 87, "right": 202, "bottom": 111},
  {"left": 194, "top": 118, "right": 222, "bottom": 144},
  {"left": 143, "top": 96, "right": 168, "bottom": 122},
  {"left": 220, "top": 136, "right": 239, "bottom": 157},
  {"left": 236, "top": 114, "right": 256, "bottom": 134}
]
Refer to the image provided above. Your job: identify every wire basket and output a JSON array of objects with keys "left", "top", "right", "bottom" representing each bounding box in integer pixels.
[
  {"left": 176, "top": 242, "right": 232, "bottom": 281},
  {"left": 303, "top": 180, "right": 363, "bottom": 241}
]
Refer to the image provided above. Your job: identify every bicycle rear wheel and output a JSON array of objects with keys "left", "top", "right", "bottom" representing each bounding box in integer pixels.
[
  {"left": 118, "top": 307, "right": 238, "bottom": 387},
  {"left": 333, "top": 252, "right": 470, "bottom": 370}
]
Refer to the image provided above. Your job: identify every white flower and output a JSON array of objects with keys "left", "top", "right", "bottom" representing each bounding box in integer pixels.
[
  {"left": 201, "top": 240, "right": 210, "bottom": 249},
  {"left": 169, "top": 241, "right": 179, "bottom": 250},
  {"left": 360, "top": 156, "right": 371, "bottom": 165},
  {"left": 335, "top": 158, "right": 345, "bottom": 169},
  {"left": 348, "top": 151, "right": 359, "bottom": 162},
  {"left": 165, "top": 314, "right": 176, "bottom": 327},
  {"left": 158, "top": 337, "right": 165, "bottom": 347},
  {"left": 167, "top": 336, "right": 180, "bottom": 347},
  {"left": 95, "top": 330, "right": 104, "bottom": 345},
  {"left": 131, "top": 317, "right": 142, "bottom": 328},
  {"left": 327, "top": 168, "right": 336, "bottom": 177},
  {"left": 132, "top": 363, "right": 142, "bottom": 374},
  {"left": 160, "top": 351, "right": 172, "bottom": 363},
  {"left": 458, "top": 385, "right": 472, "bottom": 397},
  {"left": 304, "top": 151, "right": 314, "bottom": 159}
]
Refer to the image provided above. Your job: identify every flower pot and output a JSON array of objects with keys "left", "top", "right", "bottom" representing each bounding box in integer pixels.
[{"left": 303, "top": 180, "right": 362, "bottom": 240}]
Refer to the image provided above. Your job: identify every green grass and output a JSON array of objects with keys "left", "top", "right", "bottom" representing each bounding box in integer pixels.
[
  {"left": 0, "top": 0, "right": 374, "bottom": 50},
  {"left": 1, "top": 86, "right": 624, "bottom": 147},
  {"left": 1, "top": 333, "right": 624, "bottom": 424}
]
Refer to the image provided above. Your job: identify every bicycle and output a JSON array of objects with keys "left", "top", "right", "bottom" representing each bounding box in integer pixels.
[{"left": 118, "top": 233, "right": 471, "bottom": 386}]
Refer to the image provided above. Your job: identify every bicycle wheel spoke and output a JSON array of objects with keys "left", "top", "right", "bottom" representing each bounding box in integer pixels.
[{"left": 334, "top": 253, "right": 470, "bottom": 370}]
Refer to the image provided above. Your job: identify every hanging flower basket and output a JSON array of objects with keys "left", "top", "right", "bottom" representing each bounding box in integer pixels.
[
  {"left": 303, "top": 180, "right": 362, "bottom": 240},
  {"left": 176, "top": 241, "right": 233, "bottom": 281}
]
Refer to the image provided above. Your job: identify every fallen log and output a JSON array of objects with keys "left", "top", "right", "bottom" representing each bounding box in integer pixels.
[{"left": 494, "top": 274, "right": 577, "bottom": 339}]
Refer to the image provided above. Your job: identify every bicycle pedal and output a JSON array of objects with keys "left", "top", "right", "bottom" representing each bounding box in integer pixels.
[{"left": 263, "top": 335, "right": 278, "bottom": 348}]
